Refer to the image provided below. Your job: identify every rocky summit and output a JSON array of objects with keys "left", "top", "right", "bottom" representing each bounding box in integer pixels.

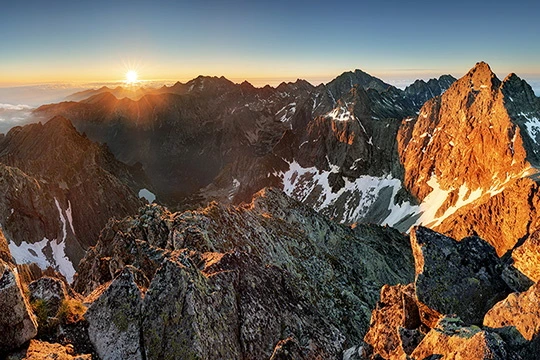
[
  {"left": 3, "top": 62, "right": 540, "bottom": 359},
  {"left": 73, "top": 188, "right": 414, "bottom": 359}
]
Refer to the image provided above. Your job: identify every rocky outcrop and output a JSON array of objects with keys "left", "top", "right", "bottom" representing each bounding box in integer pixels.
[
  {"left": 0, "top": 264, "right": 38, "bottom": 352},
  {"left": 410, "top": 317, "right": 509, "bottom": 360},
  {"left": 484, "top": 282, "right": 540, "bottom": 341},
  {"left": 23, "top": 339, "right": 91, "bottom": 360},
  {"left": 512, "top": 229, "right": 540, "bottom": 282},
  {"left": 86, "top": 266, "right": 144, "bottom": 360},
  {"left": 363, "top": 284, "right": 427, "bottom": 359},
  {"left": 361, "top": 226, "right": 539, "bottom": 359},
  {"left": 410, "top": 226, "right": 510, "bottom": 325},
  {"left": 74, "top": 188, "right": 414, "bottom": 358}
]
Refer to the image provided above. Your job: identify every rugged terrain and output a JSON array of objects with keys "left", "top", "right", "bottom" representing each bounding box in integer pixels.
[
  {"left": 1, "top": 188, "right": 415, "bottom": 359},
  {"left": 358, "top": 226, "right": 540, "bottom": 359},
  {"left": 2, "top": 62, "right": 540, "bottom": 358},
  {"left": 35, "top": 69, "right": 454, "bottom": 216},
  {"left": 0, "top": 116, "right": 148, "bottom": 280}
]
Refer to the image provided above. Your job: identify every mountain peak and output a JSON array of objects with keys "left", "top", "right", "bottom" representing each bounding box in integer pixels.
[
  {"left": 43, "top": 115, "right": 76, "bottom": 132},
  {"left": 463, "top": 61, "right": 500, "bottom": 90},
  {"left": 503, "top": 72, "right": 523, "bottom": 85}
]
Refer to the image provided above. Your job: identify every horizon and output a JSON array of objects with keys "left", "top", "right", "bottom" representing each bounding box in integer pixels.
[
  {"left": 1, "top": 64, "right": 538, "bottom": 108},
  {"left": 1, "top": 63, "right": 539, "bottom": 90}
]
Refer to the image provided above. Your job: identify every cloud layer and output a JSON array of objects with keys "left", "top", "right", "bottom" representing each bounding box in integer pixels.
[{"left": 0, "top": 104, "right": 35, "bottom": 134}]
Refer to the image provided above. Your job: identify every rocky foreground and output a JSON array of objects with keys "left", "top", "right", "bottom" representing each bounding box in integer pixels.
[
  {"left": 1, "top": 188, "right": 414, "bottom": 359},
  {"left": 1, "top": 188, "right": 540, "bottom": 359}
]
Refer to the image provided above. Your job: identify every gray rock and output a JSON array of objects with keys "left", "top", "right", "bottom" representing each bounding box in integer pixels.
[
  {"left": 410, "top": 226, "right": 511, "bottom": 325},
  {"left": 85, "top": 266, "right": 144, "bottom": 360},
  {"left": 28, "top": 276, "right": 68, "bottom": 316},
  {"left": 142, "top": 254, "right": 242, "bottom": 360},
  {"left": 0, "top": 263, "right": 38, "bottom": 351}
]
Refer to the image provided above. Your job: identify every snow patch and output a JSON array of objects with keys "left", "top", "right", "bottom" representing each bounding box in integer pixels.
[
  {"left": 65, "top": 200, "right": 75, "bottom": 235},
  {"left": 326, "top": 106, "right": 354, "bottom": 122},
  {"left": 6, "top": 198, "right": 78, "bottom": 282},
  {"left": 229, "top": 178, "right": 241, "bottom": 200},
  {"left": 521, "top": 112, "right": 540, "bottom": 144},
  {"left": 276, "top": 102, "right": 296, "bottom": 122},
  {"left": 414, "top": 177, "right": 489, "bottom": 228},
  {"left": 139, "top": 188, "right": 156, "bottom": 203},
  {"left": 276, "top": 160, "right": 416, "bottom": 226},
  {"left": 8, "top": 238, "right": 50, "bottom": 270},
  {"left": 8, "top": 237, "right": 75, "bottom": 283}
]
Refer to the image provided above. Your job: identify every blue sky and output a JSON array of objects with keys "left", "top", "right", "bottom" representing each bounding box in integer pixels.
[{"left": 1, "top": 0, "right": 539, "bottom": 86}]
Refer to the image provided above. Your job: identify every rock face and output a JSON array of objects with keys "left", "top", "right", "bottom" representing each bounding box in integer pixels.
[
  {"left": 512, "top": 229, "right": 540, "bottom": 282},
  {"left": 0, "top": 264, "right": 38, "bottom": 352},
  {"left": 363, "top": 284, "right": 426, "bottom": 359},
  {"left": 0, "top": 116, "right": 146, "bottom": 279},
  {"left": 0, "top": 228, "right": 13, "bottom": 264},
  {"left": 75, "top": 188, "right": 415, "bottom": 358},
  {"left": 404, "top": 74, "right": 457, "bottom": 108},
  {"left": 410, "top": 226, "right": 510, "bottom": 325},
  {"left": 398, "top": 62, "right": 540, "bottom": 255},
  {"left": 85, "top": 266, "right": 144, "bottom": 360}
]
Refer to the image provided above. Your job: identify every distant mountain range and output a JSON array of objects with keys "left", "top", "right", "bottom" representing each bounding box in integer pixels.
[{"left": 33, "top": 62, "right": 540, "bottom": 258}]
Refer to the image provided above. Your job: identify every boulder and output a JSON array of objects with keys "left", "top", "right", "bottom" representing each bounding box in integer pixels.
[
  {"left": 410, "top": 317, "right": 509, "bottom": 360},
  {"left": 0, "top": 264, "right": 38, "bottom": 352},
  {"left": 364, "top": 284, "right": 426, "bottom": 359},
  {"left": 410, "top": 226, "right": 511, "bottom": 325},
  {"left": 512, "top": 229, "right": 540, "bottom": 282},
  {"left": 142, "top": 254, "right": 242, "bottom": 360},
  {"left": 484, "top": 282, "right": 540, "bottom": 341},
  {"left": 85, "top": 266, "right": 144, "bottom": 360},
  {"left": 23, "top": 339, "right": 91, "bottom": 360},
  {"left": 28, "top": 276, "right": 69, "bottom": 317}
]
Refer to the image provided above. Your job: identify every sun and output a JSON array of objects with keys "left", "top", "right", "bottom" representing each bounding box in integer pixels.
[{"left": 125, "top": 70, "right": 138, "bottom": 84}]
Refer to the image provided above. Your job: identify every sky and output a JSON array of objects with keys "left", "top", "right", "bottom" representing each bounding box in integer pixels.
[{"left": 1, "top": 0, "right": 539, "bottom": 87}]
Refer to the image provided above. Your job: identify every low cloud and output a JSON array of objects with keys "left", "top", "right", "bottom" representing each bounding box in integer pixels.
[
  {"left": 0, "top": 104, "right": 36, "bottom": 134},
  {"left": 528, "top": 80, "right": 540, "bottom": 96},
  {"left": 0, "top": 103, "right": 32, "bottom": 111}
]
